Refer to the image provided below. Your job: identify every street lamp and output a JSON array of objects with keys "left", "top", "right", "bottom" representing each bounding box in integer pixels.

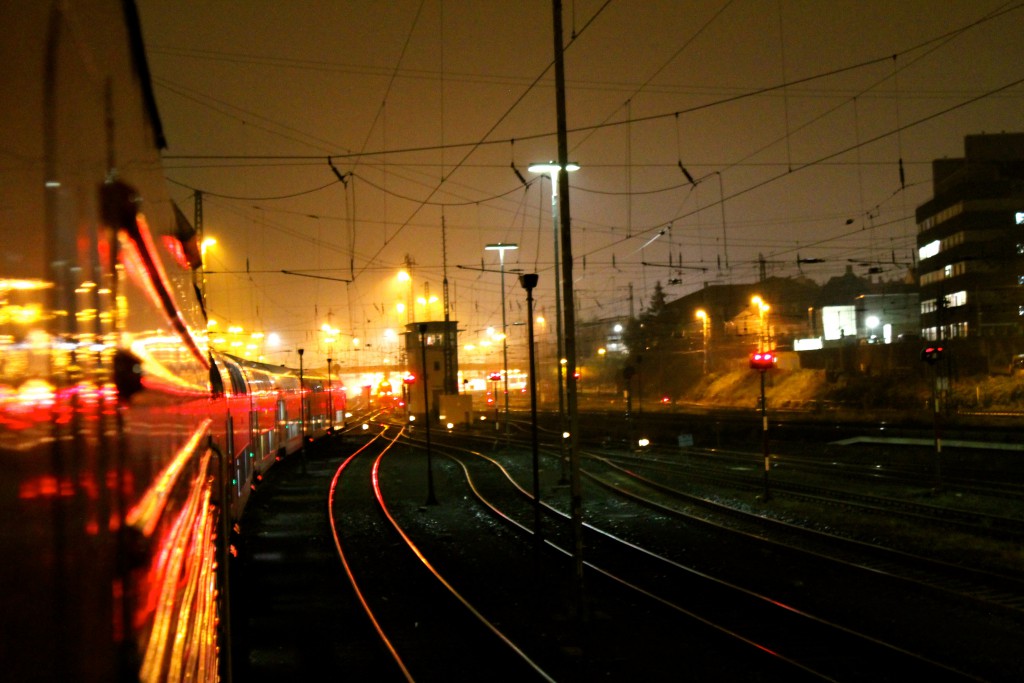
[
  {"left": 520, "top": 273, "right": 542, "bottom": 543},
  {"left": 696, "top": 309, "right": 709, "bottom": 375},
  {"left": 485, "top": 242, "right": 518, "bottom": 440},
  {"left": 528, "top": 161, "right": 578, "bottom": 482}
]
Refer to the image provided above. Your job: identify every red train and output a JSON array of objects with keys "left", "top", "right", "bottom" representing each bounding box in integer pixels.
[
  {"left": 0, "top": 3, "right": 342, "bottom": 680},
  {"left": 213, "top": 354, "right": 346, "bottom": 517}
]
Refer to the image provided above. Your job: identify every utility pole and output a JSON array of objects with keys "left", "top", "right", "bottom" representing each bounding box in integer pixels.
[{"left": 550, "top": 0, "right": 584, "bottom": 618}]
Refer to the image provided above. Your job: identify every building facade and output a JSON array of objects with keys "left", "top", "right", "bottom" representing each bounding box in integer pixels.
[{"left": 916, "top": 133, "right": 1024, "bottom": 341}]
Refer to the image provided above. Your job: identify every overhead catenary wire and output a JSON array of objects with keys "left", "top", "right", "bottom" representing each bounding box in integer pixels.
[
  {"left": 160, "top": 3, "right": 1022, "bottom": 168},
  {"left": 572, "top": 74, "right": 1024, "bottom": 270},
  {"left": 350, "top": 0, "right": 616, "bottom": 282},
  {"left": 156, "top": 3, "right": 1022, "bottom": 339}
]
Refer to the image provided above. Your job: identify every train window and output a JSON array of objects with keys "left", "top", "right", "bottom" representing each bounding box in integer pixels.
[
  {"left": 249, "top": 371, "right": 271, "bottom": 393},
  {"left": 226, "top": 363, "right": 247, "bottom": 395}
]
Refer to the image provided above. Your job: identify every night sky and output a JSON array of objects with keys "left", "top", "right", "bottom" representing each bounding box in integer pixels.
[{"left": 135, "top": 0, "right": 1024, "bottom": 369}]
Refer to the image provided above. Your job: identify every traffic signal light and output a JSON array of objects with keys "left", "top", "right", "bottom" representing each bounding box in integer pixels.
[
  {"left": 920, "top": 346, "right": 944, "bottom": 364},
  {"left": 749, "top": 351, "right": 776, "bottom": 370},
  {"left": 488, "top": 371, "right": 502, "bottom": 382},
  {"left": 403, "top": 373, "right": 416, "bottom": 384}
]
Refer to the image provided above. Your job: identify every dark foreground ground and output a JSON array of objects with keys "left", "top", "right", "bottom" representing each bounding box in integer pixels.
[{"left": 229, "top": 430, "right": 1024, "bottom": 682}]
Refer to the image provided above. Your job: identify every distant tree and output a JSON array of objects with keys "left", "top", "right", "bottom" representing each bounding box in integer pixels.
[
  {"left": 648, "top": 281, "right": 668, "bottom": 318},
  {"left": 623, "top": 315, "right": 645, "bottom": 356},
  {"left": 623, "top": 281, "right": 670, "bottom": 355}
]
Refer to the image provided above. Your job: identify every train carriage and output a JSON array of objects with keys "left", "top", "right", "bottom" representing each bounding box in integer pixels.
[{"left": 0, "top": 3, "right": 341, "bottom": 680}]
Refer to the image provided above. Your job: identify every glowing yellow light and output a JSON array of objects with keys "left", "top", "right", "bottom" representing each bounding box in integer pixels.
[
  {"left": 397, "top": 271, "right": 411, "bottom": 282},
  {"left": 0, "top": 279, "right": 53, "bottom": 292},
  {"left": 207, "top": 319, "right": 218, "bottom": 328},
  {"left": 598, "top": 348, "right": 606, "bottom": 356},
  {"left": 396, "top": 303, "right": 406, "bottom": 313},
  {"left": 251, "top": 332, "right": 264, "bottom": 339},
  {"left": 1, "top": 304, "right": 43, "bottom": 325},
  {"left": 536, "top": 316, "right": 545, "bottom": 325},
  {"left": 228, "top": 326, "right": 243, "bottom": 334}
]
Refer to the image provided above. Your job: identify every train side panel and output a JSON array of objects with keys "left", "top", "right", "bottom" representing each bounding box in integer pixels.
[{"left": 0, "top": 3, "right": 220, "bottom": 681}]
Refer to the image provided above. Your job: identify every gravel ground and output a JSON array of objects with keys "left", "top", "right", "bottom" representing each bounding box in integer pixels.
[{"left": 232, "top": 431, "right": 1024, "bottom": 681}]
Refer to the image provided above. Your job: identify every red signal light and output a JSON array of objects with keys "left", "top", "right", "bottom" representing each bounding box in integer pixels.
[
  {"left": 488, "top": 371, "right": 502, "bottom": 382},
  {"left": 749, "top": 351, "right": 776, "bottom": 370},
  {"left": 403, "top": 373, "right": 416, "bottom": 384}
]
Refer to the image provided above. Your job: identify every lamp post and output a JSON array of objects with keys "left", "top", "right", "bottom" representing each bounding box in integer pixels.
[
  {"left": 520, "top": 273, "right": 542, "bottom": 542},
  {"left": 543, "top": 0, "right": 584, "bottom": 619},
  {"left": 529, "top": 161, "right": 579, "bottom": 483},
  {"left": 485, "top": 242, "right": 518, "bottom": 441},
  {"left": 696, "top": 309, "right": 709, "bottom": 375}
]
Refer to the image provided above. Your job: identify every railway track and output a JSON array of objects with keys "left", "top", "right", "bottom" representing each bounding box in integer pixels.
[
  {"left": 583, "top": 452, "right": 1024, "bottom": 612},
  {"left": 695, "top": 443, "right": 1024, "bottom": 505},
  {"left": 595, "top": 447, "right": 1024, "bottom": 542},
  {"left": 239, "top": 417, "right": 1021, "bottom": 681},
  {"left": 395, "top": 433, "right": 1018, "bottom": 681},
  {"left": 329, "top": 425, "right": 558, "bottom": 682}
]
